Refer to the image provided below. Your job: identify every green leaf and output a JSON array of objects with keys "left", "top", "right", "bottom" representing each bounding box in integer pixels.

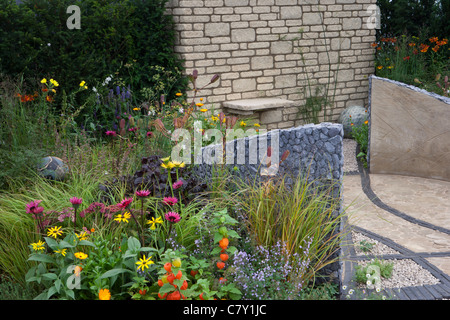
[
  {"left": 44, "top": 237, "right": 59, "bottom": 249},
  {"left": 159, "top": 283, "right": 176, "bottom": 294},
  {"left": 210, "top": 247, "right": 222, "bottom": 255},
  {"left": 227, "top": 246, "right": 238, "bottom": 255},
  {"left": 65, "top": 289, "right": 75, "bottom": 300},
  {"left": 357, "top": 152, "right": 366, "bottom": 158},
  {"left": 58, "top": 240, "right": 76, "bottom": 249},
  {"left": 41, "top": 273, "right": 58, "bottom": 281},
  {"left": 227, "top": 230, "right": 241, "bottom": 239},
  {"left": 54, "top": 279, "right": 62, "bottom": 293},
  {"left": 47, "top": 286, "right": 57, "bottom": 299},
  {"left": 127, "top": 236, "right": 141, "bottom": 252},
  {"left": 213, "top": 232, "right": 223, "bottom": 244},
  {"left": 77, "top": 240, "right": 96, "bottom": 247},
  {"left": 100, "top": 268, "right": 132, "bottom": 279},
  {"left": 28, "top": 253, "right": 56, "bottom": 264}
]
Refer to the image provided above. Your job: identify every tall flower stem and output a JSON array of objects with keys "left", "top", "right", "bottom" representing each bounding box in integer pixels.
[
  {"left": 73, "top": 208, "right": 77, "bottom": 233},
  {"left": 164, "top": 223, "right": 173, "bottom": 251},
  {"left": 128, "top": 210, "right": 145, "bottom": 247}
]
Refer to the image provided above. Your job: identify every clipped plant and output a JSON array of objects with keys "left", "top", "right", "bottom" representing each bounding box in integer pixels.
[
  {"left": 350, "top": 118, "right": 369, "bottom": 168},
  {"left": 354, "top": 258, "right": 394, "bottom": 286}
]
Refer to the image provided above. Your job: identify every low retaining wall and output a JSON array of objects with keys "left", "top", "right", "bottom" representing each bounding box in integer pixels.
[
  {"left": 193, "top": 122, "right": 345, "bottom": 283},
  {"left": 194, "top": 122, "right": 344, "bottom": 191},
  {"left": 368, "top": 76, "right": 450, "bottom": 182}
]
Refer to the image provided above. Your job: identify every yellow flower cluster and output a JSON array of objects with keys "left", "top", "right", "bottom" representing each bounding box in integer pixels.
[
  {"left": 160, "top": 156, "right": 185, "bottom": 170},
  {"left": 114, "top": 212, "right": 131, "bottom": 223}
]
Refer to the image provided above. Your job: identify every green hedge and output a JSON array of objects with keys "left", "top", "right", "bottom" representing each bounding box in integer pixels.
[
  {"left": 0, "top": 0, "right": 186, "bottom": 100},
  {"left": 377, "top": 0, "right": 450, "bottom": 38}
]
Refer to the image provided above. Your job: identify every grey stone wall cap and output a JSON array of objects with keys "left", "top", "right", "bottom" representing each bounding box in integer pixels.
[
  {"left": 370, "top": 75, "right": 450, "bottom": 105},
  {"left": 222, "top": 98, "right": 295, "bottom": 111}
]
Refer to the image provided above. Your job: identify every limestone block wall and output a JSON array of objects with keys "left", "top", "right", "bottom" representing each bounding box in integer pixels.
[{"left": 166, "top": 0, "right": 377, "bottom": 129}]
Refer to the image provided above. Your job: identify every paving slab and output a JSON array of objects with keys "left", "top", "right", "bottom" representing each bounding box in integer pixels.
[{"left": 341, "top": 169, "right": 450, "bottom": 300}]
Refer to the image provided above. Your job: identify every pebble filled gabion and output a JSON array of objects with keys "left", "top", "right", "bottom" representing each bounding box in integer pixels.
[{"left": 193, "top": 123, "right": 344, "bottom": 193}]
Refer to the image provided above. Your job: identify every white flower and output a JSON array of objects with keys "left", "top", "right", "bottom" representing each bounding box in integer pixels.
[
  {"left": 179, "top": 107, "right": 184, "bottom": 113},
  {"left": 92, "top": 87, "right": 97, "bottom": 93},
  {"left": 342, "top": 285, "right": 347, "bottom": 291},
  {"left": 348, "top": 289, "right": 354, "bottom": 295},
  {"left": 47, "top": 43, "right": 51, "bottom": 46},
  {"left": 376, "top": 287, "right": 381, "bottom": 293}
]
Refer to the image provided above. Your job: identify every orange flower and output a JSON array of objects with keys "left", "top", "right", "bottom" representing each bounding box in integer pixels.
[
  {"left": 217, "top": 261, "right": 225, "bottom": 269},
  {"left": 220, "top": 253, "right": 229, "bottom": 262},
  {"left": 419, "top": 44, "right": 429, "bottom": 53},
  {"left": 219, "top": 237, "right": 229, "bottom": 249},
  {"left": 98, "top": 288, "right": 111, "bottom": 300},
  {"left": 408, "top": 42, "right": 416, "bottom": 47},
  {"left": 46, "top": 95, "right": 53, "bottom": 102},
  {"left": 432, "top": 45, "right": 439, "bottom": 52},
  {"left": 19, "top": 94, "right": 35, "bottom": 102},
  {"left": 371, "top": 42, "right": 378, "bottom": 47},
  {"left": 429, "top": 37, "right": 438, "bottom": 43},
  {"left": 403, "top": 56, "right": 410, "bottom": 61},
  {"left": 377, "top": 66, "right": 383, "bottom": 70}
]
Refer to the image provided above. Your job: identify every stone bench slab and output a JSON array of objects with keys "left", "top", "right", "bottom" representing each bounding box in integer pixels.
[{"left": 223, "top": 98, "right": 295, "bottom": 113}]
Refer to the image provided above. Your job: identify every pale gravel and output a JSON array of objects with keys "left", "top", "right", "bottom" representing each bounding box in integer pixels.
[
  {"left": 343, "top": 138, "right": 359, "bottom": 173},
  {"left": 351, "top": 231, "right": 440, "bottom": 289}
]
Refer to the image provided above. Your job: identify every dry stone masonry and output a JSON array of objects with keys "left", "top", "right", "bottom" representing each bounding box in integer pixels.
[{"left": 166, "top": 0, "right": 377, "bottom": 129}]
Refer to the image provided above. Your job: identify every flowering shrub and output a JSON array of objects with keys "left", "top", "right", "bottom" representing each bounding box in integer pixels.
[
  {"left": 373, "top": 35, "right": 449, "bottom": 95},
  {"left": 226, "top": 239, "right": 312, "bottom": 300}
]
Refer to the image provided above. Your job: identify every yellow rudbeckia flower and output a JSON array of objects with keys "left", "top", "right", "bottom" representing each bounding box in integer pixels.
[{"left": 136, "top": 255, "right": 154, "bottom": 271}]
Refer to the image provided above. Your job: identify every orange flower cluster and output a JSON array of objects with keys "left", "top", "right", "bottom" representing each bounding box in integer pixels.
[
  {"left": 380, "top": 37, "right": 397, "bottom": 43},
  {"left": 217, "top": 237, "right": 229, "bottom": 271},
  {"left": 157, "top": 261, "right": 188, "bottom": 300},
  {"left": 419, "top": 44, "right": 430, "bottom": 53},
  {"left": 16, "top": 92, "right": 37, "bottom": 102}
]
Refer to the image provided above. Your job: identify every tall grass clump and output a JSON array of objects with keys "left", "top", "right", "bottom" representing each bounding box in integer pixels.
[
  {"left": 233, "top": 173, "right": 345, "bottom": 286},
  {"left": 0, "top": 163, "right": 119, "bottom": 283},
  {"left": 0, "top": 75, "right": 58, "bottom": 191}
]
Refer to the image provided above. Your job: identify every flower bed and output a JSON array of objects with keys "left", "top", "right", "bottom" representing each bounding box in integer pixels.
[{"left": 0, "top": 71, "right": 347, "bottom": 300}]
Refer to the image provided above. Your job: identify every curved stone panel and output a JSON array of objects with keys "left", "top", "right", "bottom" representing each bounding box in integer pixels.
[{"left": 368, "top": 76, "right": 450, "bottom": 182}]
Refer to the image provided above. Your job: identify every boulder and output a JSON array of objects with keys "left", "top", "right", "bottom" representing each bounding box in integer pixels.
[
  {"left": 37, "top": 156, "right": 69, "bottom": 181},
  {"left": 338, "top": 105, "right": 368, "bottom": 138}
]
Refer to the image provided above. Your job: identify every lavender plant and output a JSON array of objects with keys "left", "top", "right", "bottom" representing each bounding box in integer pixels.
[{"left": 225, "top": 239, "right": 312, "bottom": 300}]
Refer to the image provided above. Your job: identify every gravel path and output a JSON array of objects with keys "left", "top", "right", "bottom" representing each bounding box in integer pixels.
[
  {"left": 343, "top": 138, "right": 359, "bottom": 173},
  {"left": 343, "top": 139, "right": 442, "bottom": 295},
  {"left": 351, "top": 232, "right": 440, "bottom": 289}
]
